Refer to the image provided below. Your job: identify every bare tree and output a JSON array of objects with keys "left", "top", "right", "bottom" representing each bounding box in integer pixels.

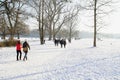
[
  {"left": 27, "top": 0, "right": 45, "bottom": 44},
  {"left": 64, "top": 4, "right": 80, "bottom": 43},
  {"left": 27, "top": 0, "right": 72, "bottom": 43},
  {"left": 45, "top": 0, "right": 80, "bottom": 40},
  {"left": 15, "top": 21, "right": 30, "bottom": 39},
  {"left": 27, "top": 0, "right": 80, "bottom": 43},
  {"left": 79, "top": 0, "right": 115, "bottom": 47},
  {"left": 1, "top": 0, "right": 27, "bottom": 40},
  {"left": 65, "top": 19, "right": 77, "bottom": 43},
  {"left": 0, "top": 14, "right": 8, "bottom": 39},
  {"left": 43, "top": 0, "right": 66, "bottom": 40}
]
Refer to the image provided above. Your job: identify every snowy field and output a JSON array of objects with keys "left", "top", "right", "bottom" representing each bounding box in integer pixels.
[{"left": 0, "top": 38, "right": 120, "bottom": 80}]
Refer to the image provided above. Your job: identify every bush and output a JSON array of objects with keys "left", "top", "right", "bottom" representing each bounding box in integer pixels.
[{"left": 0, "top": 39, "right": 18, "bottom": 47}]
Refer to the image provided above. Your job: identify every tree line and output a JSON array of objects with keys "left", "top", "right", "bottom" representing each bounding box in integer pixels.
[{"left": 0, "top": 0, "right": 116, "bottom": 47}]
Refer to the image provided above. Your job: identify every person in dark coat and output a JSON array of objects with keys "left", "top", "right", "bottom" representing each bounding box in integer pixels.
[
  {"left": 60, "top": 39, "right": 66, "bottom": 48},
  {"left": 16, "top": 40, "right": 22, "bottom": 61},
  {"left": 22, "top": 40, "right": 30, "bottom": 61},
  {"left": 60, "top": 39, "right": 64, "bottom": 48},
  {"left": 54, "top": 38, "right": 60, "bottom": 46},
  {"left": 63, "top": 40, "right": 66, "bottom": 48},
  {"left": 54, "top": 39, "right": 57, "bottom": 46}
]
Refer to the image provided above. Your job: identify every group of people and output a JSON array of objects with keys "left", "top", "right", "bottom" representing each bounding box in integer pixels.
[
  {"left": 16, "top": 38, "right": 66, "bottom": 61},
  {"left": 54, "top": 39, "right": 66, "bottom": 48},
  {"left": 16, "top": 40, "right": 30, "bottom": 61}
]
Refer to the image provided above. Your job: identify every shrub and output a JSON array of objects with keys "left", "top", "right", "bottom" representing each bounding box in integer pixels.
[{"left": 0, "top": 39, "right": 18, "bottom": 47}]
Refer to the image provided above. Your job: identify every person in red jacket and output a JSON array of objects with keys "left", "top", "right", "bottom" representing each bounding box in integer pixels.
[{"left": 16, "top": 40, "right": 22, "bottom": 61}]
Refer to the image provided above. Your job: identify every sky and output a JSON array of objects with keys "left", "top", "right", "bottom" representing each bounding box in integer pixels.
[
  {"left": 106, "top": 11, "right": 120, "bottom": 34},
  {"left": 79, "top": 10, "right": 120, "bottom": 34},
  {"left": 97, "top": 8, "right": 120, "bottom": 34},
  {"left": 78, "top": 0, "right": 120, "bottom": 34},
  {"left": 26, "top": 0, "right": 120, "bottom": 34}
]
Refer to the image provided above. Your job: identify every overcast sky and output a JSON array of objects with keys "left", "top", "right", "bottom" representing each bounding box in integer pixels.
[
  {"left": 78, "top": 0, "right": 120, "bottom": 34},
  {"left": 106, "top": 10, "right": 120, "bottom": 34},
  {"left": 27, "top": 0, "right": 120, "bottom": 34}
]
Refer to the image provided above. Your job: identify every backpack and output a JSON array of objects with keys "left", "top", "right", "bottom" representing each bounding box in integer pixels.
[{"left": 23, "top": 47, "right": 28, "bottom": 52}]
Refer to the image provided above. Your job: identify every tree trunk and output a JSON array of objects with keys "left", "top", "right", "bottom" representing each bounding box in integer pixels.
[
  {"left": 41, "top": 0, "right": 45, "bottom": 44},
  {"left": 69, "top": 27, "right": 72, "bottom": 43},
  {"left": 2, "top": 27, "right": 6, "bottom": 40},
  {"left": 93, "top": 0, "right": 97, "bottom": 47},
  {"left": 38, "top": 0, "right": 41, "bottom": 44},
  {"left": 17, "top": 32, "right": 20, "bottom": 39},
  {"left": 2, "top": 33, "right": 6, "bottom": 40},
  {"left": 9, "top": 28, "right": 14, "bottom": 40},
  {"left": 38, "top": 0, "right": 45, "bottom": 45},
  {"left": 48, "top": 22, "right": 52, "bottom": 40},
  {"left": 53, "top": 33, "right": 56, "bottom": 40}
]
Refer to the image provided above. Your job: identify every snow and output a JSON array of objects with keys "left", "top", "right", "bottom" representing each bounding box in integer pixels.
[{"left": 0, "top": 38, "right": 120, "bottom": 80}]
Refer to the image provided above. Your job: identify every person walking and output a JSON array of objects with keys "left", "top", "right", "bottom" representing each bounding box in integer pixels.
[
  {"left": 60, "top": 39, "right": 64, "bottom": 48},
  {"left": 63, "top": 39, "right": 66, "bottom": 48},
  {"left": 16, "top": 40, "right": 22, "bottom": 61},
  {"left": 22, "top": 40, "right": 30, "bottom": 61}
]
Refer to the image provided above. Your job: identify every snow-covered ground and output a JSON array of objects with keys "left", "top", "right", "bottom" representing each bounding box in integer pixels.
[{"left": 0, "top": 38, "right": 120, "bottom": 80}]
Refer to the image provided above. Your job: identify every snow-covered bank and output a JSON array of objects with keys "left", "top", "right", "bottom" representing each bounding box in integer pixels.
[{"left": 0, "top": 39, "right": 120, "bottom": 80}]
